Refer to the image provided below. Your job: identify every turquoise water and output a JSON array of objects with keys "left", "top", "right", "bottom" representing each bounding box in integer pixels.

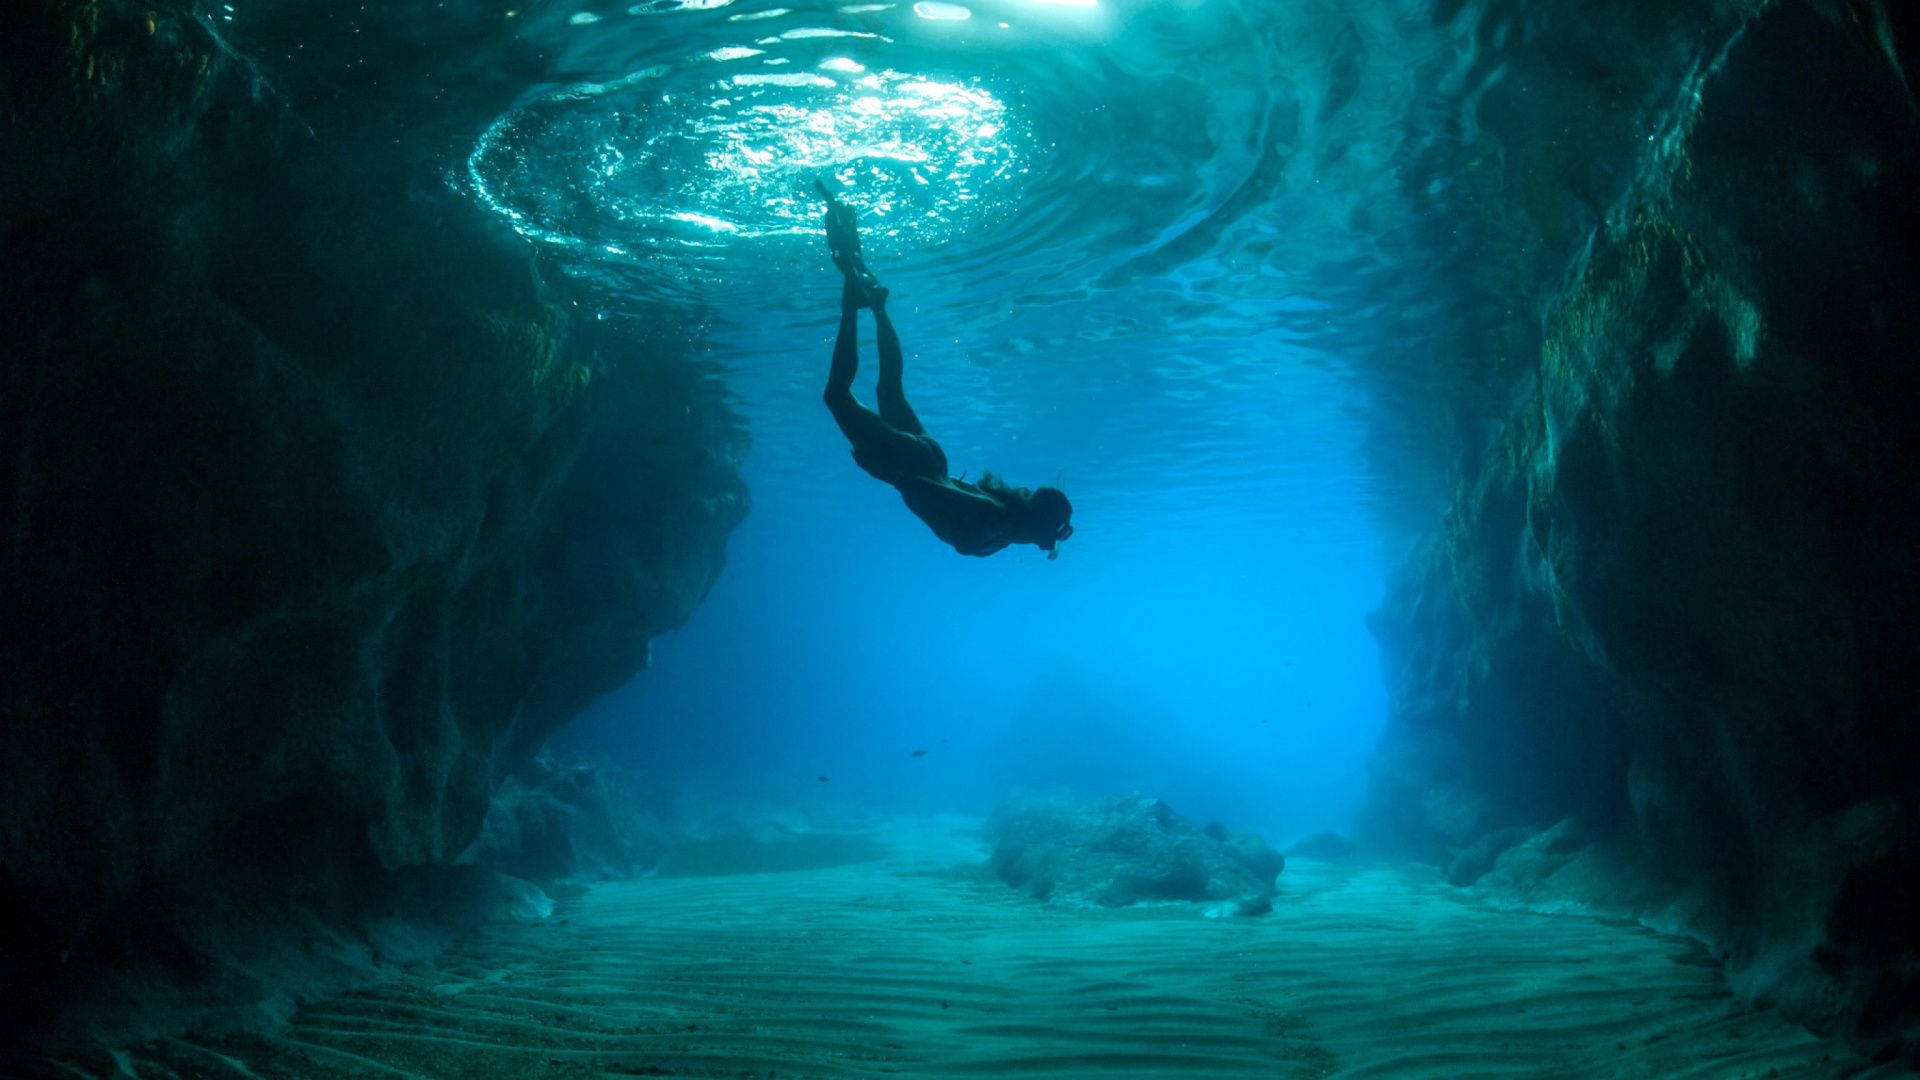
[
  {"left": 473, "top": 0, "right": 1464, "bottom": 834},
  {"left": 15, "top": 0, "right": 1920, "bottom": 1070},
  {"left": 448, "top": 0, "right": 1749, "bottom": 838},
  {"left": 469, "top": 0, "right": 1416, "bottom": 537},
  {"left": 206, "top": 0, "right": 1723, "bottom": 839}
]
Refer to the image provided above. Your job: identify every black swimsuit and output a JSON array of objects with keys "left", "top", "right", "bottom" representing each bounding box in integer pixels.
[{"left": 850, "top": 431, "right": 949, "bottom": 487}]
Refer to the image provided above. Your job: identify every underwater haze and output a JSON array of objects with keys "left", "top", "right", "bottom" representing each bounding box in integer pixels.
[
  {"left": 6, "top": 0, "right": 1920, "bottom": 1074},
  {"left": 508, "top": 0, "right": 1410, "bottom": 836}
]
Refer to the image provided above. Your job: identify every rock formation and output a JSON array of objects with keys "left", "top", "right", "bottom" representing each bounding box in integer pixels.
[
  {"left": 0, "top": 0, "right": 747, "bottom": 1048},
  {"left": 459, "top": 757, "right": 677, "bottom": 884},
  {"left": 992, "top": 793, "right": 1284, "bottom": 916},
  {"left": 1360, "top": 1, "right": 1920, "bottom": 1059}
]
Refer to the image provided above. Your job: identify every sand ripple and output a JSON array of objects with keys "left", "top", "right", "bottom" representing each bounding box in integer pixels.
[{"left": 38, "top": 822, "right": 1897, "bottom": 1079}]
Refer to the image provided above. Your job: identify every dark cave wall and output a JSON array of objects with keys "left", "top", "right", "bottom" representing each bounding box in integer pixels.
[
  {"left": 1, "top": 0, "right": 747, "bottom": 1045},
  {"left": 1362, "top": 0, "right": 1769, "bottom": 540},
  {"left": 1361, "top": 0, "right": 1920, "bottom": 1053}
]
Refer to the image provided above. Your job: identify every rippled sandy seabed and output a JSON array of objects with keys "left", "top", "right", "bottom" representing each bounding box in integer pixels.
[{"left": 47, "top": 820, "right": 1900, "bottom": 1080}]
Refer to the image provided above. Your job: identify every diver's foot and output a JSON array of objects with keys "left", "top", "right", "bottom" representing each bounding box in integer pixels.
[
  {"left": 821, "top": 183, "right": 885, "bottom": 304},
  {"left": 838, "top": 260, "right": 886, "bottom": 308},
  {"left": 821, "top": 189, "right": 863, "bottom": 255},
  {"left": 849, "top": 266, "right": 886, "bottom": 308}
]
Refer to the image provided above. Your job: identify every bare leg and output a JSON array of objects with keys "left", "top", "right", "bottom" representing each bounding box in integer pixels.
[
  {"left": 822, "top": 273, "right": 950, "bottom": 482},
  {"left": 835, "top": 251, "right": 887, "bottom": 309},
  {"left": 824, "top": 276, "right": 907, "bottom": 455},
  {"left": 872, "top": 302, "right": 925, "bottom": 435},
  {"left": 826, "top": 276, "right": 861, "bottom": 404}
]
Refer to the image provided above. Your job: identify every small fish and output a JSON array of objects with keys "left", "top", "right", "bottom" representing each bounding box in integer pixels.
[
  {"left": 817, "top": 775, "right": 830, "bottom": 783},
  {"left": 910, "top": 748, "right": 928, "bottom": 758}
]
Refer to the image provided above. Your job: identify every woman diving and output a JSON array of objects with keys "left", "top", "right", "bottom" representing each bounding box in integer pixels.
[{"left": 816, "top": 183, "right": 1075, "bottom": 560}]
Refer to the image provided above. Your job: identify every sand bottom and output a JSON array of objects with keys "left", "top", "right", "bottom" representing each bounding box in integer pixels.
[{"left": 53, "top": 819, "right": 1895, "bottom": 1079}]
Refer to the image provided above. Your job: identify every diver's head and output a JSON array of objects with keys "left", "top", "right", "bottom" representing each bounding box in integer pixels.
[{"left": 1027, "top": 485, "right": 1074, "bottom": 559}]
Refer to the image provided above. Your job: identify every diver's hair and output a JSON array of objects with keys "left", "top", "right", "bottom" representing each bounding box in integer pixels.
[
  {"left": 980, "top": 472, "right": 1072, "bottom": 528},
  {"left": 976, "top": 470, "right": 1031, "bottom": 504}
]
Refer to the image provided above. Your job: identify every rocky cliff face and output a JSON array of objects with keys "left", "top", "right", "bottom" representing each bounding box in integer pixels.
[
  {"left": 1362, "top": 0, "right": 1919, "bottom": 1058},
  {"left": 0, "top": 0, "right": 747, "bottom": 1046}
]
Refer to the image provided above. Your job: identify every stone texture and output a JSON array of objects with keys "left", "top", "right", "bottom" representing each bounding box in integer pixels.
[
  {"left": 0, "top": 0, "right": 746, "bottom": 1048},
  {"left": 1360, "top": 0, "right": 1920, "bottom": 1059},
  {"left": 1363, "top": 0, "right": 1769, "bottom": 537},
  {"left": 991, "top": 793, "right": 1284, "bottom": 916},
  {"left": 459, "top": 757, "right": 676, "bottom": 885}
]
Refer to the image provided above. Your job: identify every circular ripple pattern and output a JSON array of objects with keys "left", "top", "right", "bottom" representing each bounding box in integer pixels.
[
  {"left": 464, "top": 0, "right": 1399, "bottom": 319},
  {"left": 472, "top": 48, "right": 1028, "bottom": 278},
  {"left": 464, "top": 0, "right": 1492, "bottom": 540},
  {"left": 470, "top": 2, "right": 1085, "bottom": 307}
]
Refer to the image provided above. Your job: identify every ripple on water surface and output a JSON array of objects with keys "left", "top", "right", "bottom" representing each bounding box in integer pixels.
[
  {"left": 465, "top": 0, "right": 1483, "bottom": 537},
  {"left": 465, "top": 0, "right": 1399, "bottom": 320},
  {"left": 471, "top": 4, "right": 1046, "bottom": 306}
]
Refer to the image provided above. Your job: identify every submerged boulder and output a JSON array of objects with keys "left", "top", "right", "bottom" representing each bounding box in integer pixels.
[
  {"left": 991, "top": 794, "right": 1283, "bottom": 916},
  {"left": 460, "top": 758, "right": 676, "bottom": 884}
]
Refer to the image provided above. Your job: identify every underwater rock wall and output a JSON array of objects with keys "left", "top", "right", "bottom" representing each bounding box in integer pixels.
[
  {"left": 1362, "top": 0, "right": 1772, "bottom": 536},
  {"left": 461, "top": 757, "right": 676, "bottom": 884},
  {"left": 0, "top": 0, "right": 746, "bottom": 1047},
  {"left": 1362, "top": 0, "right": 1919, "bottom": 1055}
]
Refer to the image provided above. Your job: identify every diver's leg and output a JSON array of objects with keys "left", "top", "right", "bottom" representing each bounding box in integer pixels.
[
  {"left": 825, "top": 278, "right": 898, "bottom": 444},
  {"left": 835, "top": 253, "right": 887, "bottom": 310},
  {"left": 872, "top": 301, "right": 926, "bottom": 436},
  {"left": 826, "top": 276, "right": 861, "bottom": 402},
  {"left": 824, "top": 279, "right": 938, "bottom": 477}
]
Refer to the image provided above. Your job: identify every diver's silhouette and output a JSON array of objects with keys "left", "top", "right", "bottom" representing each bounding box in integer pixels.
[{"left": 818, "top": 183, "right": 1074, "bottom": 559}]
